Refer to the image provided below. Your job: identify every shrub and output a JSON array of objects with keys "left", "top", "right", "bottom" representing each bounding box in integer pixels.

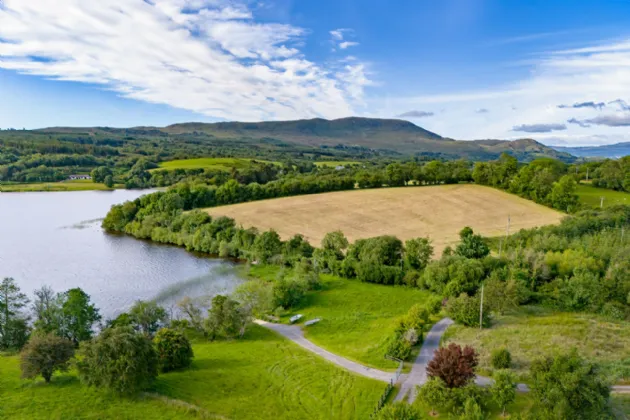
[
  {"left": 376, "top": 402, "right": 423, "bottom": 420},
  {"left": 491, "top": 369, "right": 517, "bottom": 417},
  {"left": 490, "top": 348, "right": 512, "bottom": 369},
  {"left": 426, "top": 295, "right": 444, "bottom": 315},
  {"left": 272, "top": 276, "right": 307, "bottom": 309},
  {"left": 427, "top": 343, "right": 479, "bottom": 388},
  {"left": 600, "top": 302, "right": 627, "bottom": 321},
  {"left": 77, "top": 326, "right": 158, "bottom": 394},
  {"left": 386, "top": 334, "right": 412, "bottom": 360},
  {"left": 205, "top": 295, "right": 249, "bottom": 339},
  {"left": 154, "top": 328, "right": 194, "bottom": 372},
  {"left": 417, "top": 377, "right": 448, "bottom": 416},
  {"left": 20, "top": 334, "right": 75, "bottom": 383},
  {"left": 446, "top": 293, "right": 491, "bottom": 328}
]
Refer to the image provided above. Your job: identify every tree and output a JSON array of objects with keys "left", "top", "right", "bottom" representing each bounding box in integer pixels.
[
  {"left": 154, "top": 328, "right": 194, "bottom": 372},
  {"left": 529, "top": 351, "right": 611, "bottom": 419},
  {"left": 272, "top": 276, "right": 308, "bottom": 309},
  {"left": 234, "top": 279, "right": 274, "bottom": 317},
  {"left": 417, "top": 377, "right": 449, "bottom": 415},
  {"left": 456, "top": 398, "right": 487, "bottom": 420},
  {"left": 375, "top": 402, "right": 423, "bottom": 420},
  {"left": 103, "top": 175, "right": 114, "bottom": 188},
  {"left": 491, "top": 369, "right": 516, "bottom": 417},
  {"left": 253, "top": 230, "right": 283, "bottom": 263},
  {"left": 129, "top": 300, "right": 168, "bottom": 337},
  {"left": 427, "top": 343, "right": 479, "bottom": 388},
  {"left": 455, "top": 227, "right": 490, "bottom": 259},
  {"left": 59, "top": 288, "right": 101, "bottom": 345},
  {"left": 205, "top": 295, "right": 249, "bottom": 339},
  {"left": 404, "top": 237, "right": 434, "bottom": 270},
  {"left": 176, "top": 297, "right": 204, "bottom": 332},
  {"left": 320, "top": 230, "right": 349, "bottom": 259},
  {"left": 0, "top": 277, "right": 30, "bottom": 349},
  {"left": 447, "top": 293, "right": 491, "bottom": 328},
  {"left": 550, "top": 175, "right": 579, "bottom": 212},
  {"left": 77, "top": 326, "right": 158, "bottom": 395},
  {"left": 20, "top": 334, "right": 74, "bottom": 383},
  {"left": 90, "top": 166, "right": 113, "bottom": 183},
  {"left": 32, "top": 286, "right": 63, "bottom": 335}
]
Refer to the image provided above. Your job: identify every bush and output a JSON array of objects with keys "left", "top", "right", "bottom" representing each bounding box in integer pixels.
[
  {"left": 272, "top": 276, "right": 307, "bottom": 309},
  {"left": 446, "top": 293, "right": 491, "bottom": 328},
  {"left": 601, "top": 302, "right": 627, "bottom": 321},
  {"left": 417, "top": 377, "right": 448, "bottom": 416},
  {"left": 427, "top": 343, "right": 479, "bottom": 388},
  {"left": 77, "top": 326, "right": 158, "bottom": 394},
  {"left": 20, "top": 334, "right": 75, "bottom": 383},
  {"left": 154, "top": 328, "right": 194, "bottom": 372},
  {"left": 376, "top": 402, "right": 423, "bottom": 419},
  {"left": 386, "top": 334, "right": 412, "bottom": 360},
  {"left": 490, "top": 348, "right": 512, "bottom": 369}
]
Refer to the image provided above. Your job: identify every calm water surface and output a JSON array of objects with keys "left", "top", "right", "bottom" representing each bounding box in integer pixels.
[{"left": 0, "top": 190, "right": 242, "bottom": 319}]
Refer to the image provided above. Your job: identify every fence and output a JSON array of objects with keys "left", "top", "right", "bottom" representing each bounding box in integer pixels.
[{"left": 370, "top": 356, "right": 404, "bottom": 418}]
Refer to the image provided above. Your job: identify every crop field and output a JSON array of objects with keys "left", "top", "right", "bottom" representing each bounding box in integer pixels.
[
  {"left": 206, "top": 184, "right": 564, "bottom": 255},
  {"left": 0, "top": 180, "right": 119, "bottom": 192},
  {"left": 577, "top": 184, "right": 630, "bottom": 208},
  {"left": 0, "top": 325, "right": 383, "bottom": 420},
  {"left": 156, "top": 157, "right": 277, "bottom": 171},
  {"left": 249, "top": 266, "right": 438, "bottom": 371},
  {"left": 443, "top": 306, "right": 630, "bottom": 382}
]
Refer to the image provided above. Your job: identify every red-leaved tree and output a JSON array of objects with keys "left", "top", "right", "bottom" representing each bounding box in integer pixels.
[{"left": 426, "top": 343, "right": 478, "bottom": 388}]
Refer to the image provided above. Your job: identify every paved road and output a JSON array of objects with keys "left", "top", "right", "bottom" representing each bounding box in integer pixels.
[
  {"left": 254, "top": 320, "right": 393, "bottom": 383},
  {"left": 395, "top": 318, "right": 454, "bottom": 403}
]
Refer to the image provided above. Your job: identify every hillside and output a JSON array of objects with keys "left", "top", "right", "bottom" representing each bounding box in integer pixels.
[
  {"left": 162, "top": 117, "right": 574, "bottom": 161},
  {"left": 553, "top": 142, "right": 630, "bottom": 159}
]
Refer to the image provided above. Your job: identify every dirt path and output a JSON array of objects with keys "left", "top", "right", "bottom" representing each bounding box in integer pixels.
[{"left": 254, "top": 320, "right": 393, "bottom": 383}]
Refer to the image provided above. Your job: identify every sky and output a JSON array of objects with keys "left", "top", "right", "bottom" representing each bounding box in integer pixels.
[{"left": 1, "top": 0, "right": 630, "bottom": 146}]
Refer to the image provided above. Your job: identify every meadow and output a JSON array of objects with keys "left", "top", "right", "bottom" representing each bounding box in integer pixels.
[
  {"left": 0, "top": 325, "right": 383, "bottom": 420},
  {"left": 577, "top": 184, "right": 630, "bottom": 208},
  {"left": 0, "top": 180, "right": 120, "bottom": 192},
  {"left": 155, "top": 157, "right": 275, "bottom": 171},
  {"left": 313, "top": 160, "right": 361, "bottom": 168},
  {"left": 443, "top": 306, "right": 630, "bottom": 383},
  {"left": 207, "top": 184, "right": 564, "bottom": 255},
  {"left": 249, "top": 266, "right": 438, "bottom": 371}
]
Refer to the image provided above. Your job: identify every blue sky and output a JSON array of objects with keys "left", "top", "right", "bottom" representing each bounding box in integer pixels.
[{"left": 1, "top": 0, "right": 630, "bottom": 146}]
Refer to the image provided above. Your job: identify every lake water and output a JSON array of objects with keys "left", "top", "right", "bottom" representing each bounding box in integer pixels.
[{"left": 0, "top": 190, "right": 243, "bottom": 319}]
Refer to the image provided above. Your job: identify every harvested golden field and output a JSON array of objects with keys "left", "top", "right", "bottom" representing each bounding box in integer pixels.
[{"left": 205, "top": 184, "right": 564, "bottom": 254}]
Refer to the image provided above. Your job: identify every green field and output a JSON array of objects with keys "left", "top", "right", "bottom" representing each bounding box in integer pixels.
[
  {"left": 0, "top": 325, "right": 383, "bottom": 420},
  {"left": 443, "top": 306, "right": 630, "bottom": 382},
  {"left": 156, "top": 157, "right": 277, "bottom": 171},
  {"left": 248, "top": 266, "right": 438, "bottom": 371},
  {"left": 313, "top": 160, "right": 361, "bottom": 168},
  {"left": 0, "top": 180, "right": 121, "bottom": 192},
  {"left": 577, "top": 184, "right": 630, "bottom": 208}
]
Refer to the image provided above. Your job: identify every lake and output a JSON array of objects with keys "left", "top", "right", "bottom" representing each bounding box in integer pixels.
[{"left": 0, "top": 189, "right": 243, "bottom": 319}]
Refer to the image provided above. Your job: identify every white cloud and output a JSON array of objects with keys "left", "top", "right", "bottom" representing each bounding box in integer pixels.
[
  {"left": 0, "top": 0, "right": 370, "bottom": 121},
  {"left": 339, "top": 41, "right": 359, "bottom": 50},
  {"left": 329, "top": 28, "right": 358, "bottom": 51},
  {"left": 378, "top": 36, "right": 630, "bottom": 145}
]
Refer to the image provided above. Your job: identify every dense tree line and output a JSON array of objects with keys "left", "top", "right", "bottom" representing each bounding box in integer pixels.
[{"left": 589, "top": 156, "right": 630, "bottom": 192}]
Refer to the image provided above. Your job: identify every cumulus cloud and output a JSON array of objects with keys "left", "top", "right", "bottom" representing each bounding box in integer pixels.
[
  {"left": 557, "top": 101, "right": 606, "bottom": 110},
  {"left": 584, "top": 114, "right": 630, "bottom": 127},
  {"left": 397, "top": 110, "right": 434, "bottom": 118},
  {"left": 330, "top": 28, "right": 359, "bottom": 51},
  {"left": 0, "top": 0, "right": 370, "bottom": 121},
  {"left": 567, "top": 118, "right": 591, "bottom": 128},
  {"left": 608, "top": 99, "right": 630, "bottom": 111},
  {"left": 512, "top": 123, "right": 567, "bottom": 133}
]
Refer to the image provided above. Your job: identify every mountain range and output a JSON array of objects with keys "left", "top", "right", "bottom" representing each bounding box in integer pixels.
[{"left": 552, "top": 142, "right": 630, "bottom": 159}]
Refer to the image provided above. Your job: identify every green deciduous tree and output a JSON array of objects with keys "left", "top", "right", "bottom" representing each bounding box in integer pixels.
[
  {"left": 455, "top": 227, "right": 490, "bottom": 259},
  {"left": 59, "top": 288, "right": 101, "bottom": 345},
  {"left": 404, "top": 237, "right": 434, "bottom": 270},
  {"left": 32, "top": 286, "right": 63, "bottom": 335},
  {"left": 129, "top": 300, "right": 168, "bottom": 337},
  {"left": 153, "top": 328, "right": 194, "bottom": 372},
  {"left": 253, "top": 230, "right": 283, "bottom": 263},
  {"left": 77, "top": 326, "right": 158, "bottom": 395},
  {"left": 491, "top": 369, "right": 516, "bottom": 417},
  {"left": 0, "top": 277, "right": 30, "bottom": 350},
  {"left": 205, "top": 295, "right": 249, "bottom": 340},
  {"left": 529, "top": 351, "right": 611, "bottom": 419},
  {"left": 417, "top": 377, "right": 449, "bottom": 415},
  {"left": 446, "top": 293, "right": 490, "bottom": 328},
  {"left": 375, "top": 402, "right": 423, "bottom": 420},
  {"left": 20, "top": 334, "right": 74, "bottom": 383}
]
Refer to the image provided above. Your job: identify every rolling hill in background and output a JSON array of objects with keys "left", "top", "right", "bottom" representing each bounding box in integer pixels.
[
  {"left": 38, "top": 117, "right": 575, "bottom": 162},
  {"left": 161, "top": 117, "right": 574, "bottom": 161},
  {"left": 552, "top": 142, "right": 630, "bottom": 159}
]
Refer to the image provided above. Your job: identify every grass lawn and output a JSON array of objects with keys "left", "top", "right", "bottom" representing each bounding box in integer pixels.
[
  {"left": 443, "top": 306, "right": 630, "bottom": 382},
  {"left": 577, "top": 184, "right": 630, "bottom": 208},
  {"left": 612, "top": 394, "right": 630, "bottom": 418},
  {"left": 156, "top": 157, "right": 277, "bottom": 171},
  {"left": 0, "top": 180, "right": 121, "bottom": 192},
  {"left": 0, "top": 325, "right": 383, "bottom": 420},
  {"left": 248, "top": 265, "right": 438, "bottom": 371}
]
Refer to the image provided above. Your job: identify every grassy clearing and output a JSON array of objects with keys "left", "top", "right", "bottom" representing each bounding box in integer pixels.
[
  {"left": 443, "top": 306, "right": 630, "bottom": 382},
  {"left": 249, "top": 265, "right": 438, "bottom": 371},
  {"left": 577, "top": 184, "right": 630, "bottom": 208},
  {"left": 313, "top": 160, "right": 361, "bottom": 168},
  {"left": 156, "top": 157, "right": 277, "bottom": 171},
  {"left": 0, "top": 180, "right": 121, "bottom": 192},
  {"left": 0, "top": 325, "right": 383, "bottom": 420},
  {"left": 207, "top": 185, "right": 564, "bottom": 255}
]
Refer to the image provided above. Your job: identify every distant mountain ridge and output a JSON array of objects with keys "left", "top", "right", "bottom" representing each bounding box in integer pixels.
[
  {"left": 552, "top": 142, "right": 630, "bottom": 159},
  {"left": 37, "top": 117, "right": 574, "bottom": 162}
]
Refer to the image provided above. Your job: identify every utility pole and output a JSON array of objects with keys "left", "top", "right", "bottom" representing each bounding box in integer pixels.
[
  {"left": 479, "top": 283, "right": 484, "bottom": 330},
  {"left": 600, "top": 196, "right": 605, "bottom": 209},
  {"left": 505, "top": 215, "right": 511, "bottom": 239}
]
